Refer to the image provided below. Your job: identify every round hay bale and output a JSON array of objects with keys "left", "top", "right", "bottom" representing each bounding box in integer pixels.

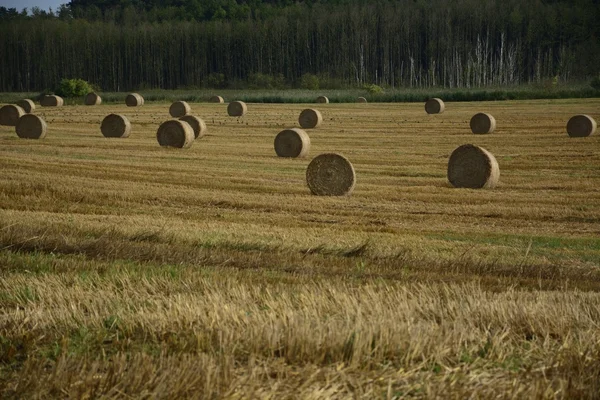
[
  {"left": 567, "top": 115, "right": 597, "bottom": 137},
  {"left": 179, "top": 115, "right": 207, "bottom": 139},
  {"left": 447, "top": 144, "right": 499, "bottom": 189},
  {"left": 16, "top": 99, "right": 35, "bottom": 113},
  {"left": 100, "top": 114, "right": 131, "bottom": 138},
  {"left": 0, "top": 104, "right": 25, "bottom": 126},
  {"left": 125, "top": 93, "right": 144, "bottom": 107},
  {"left": 227, "top": 101, "right": 247, "bottom": 117},
  {"left": 157, "top": 120, "right": 194, "bottom": 149},
  {"left": 274, "top": 128, "right": 310, "bottom": 158},
  {"left": 306, "top": 153, "right": 356, "bottom": 196},
  {"left": 16, "top": 114, "right": 47, "bottom": 139},
  {"left": 210, "top": 96, "right": 224, "bottom": 103},
  {"left": 40, "top": 95, "right": 63, "bottom": 107},
  {"left": 470, "top": 112, "right": 496, "bottom": 134},
  {"left": 298, "top": 108, "right": 322, "bottom": 129},
  {"left": 316, "top": 96, "right": 329, "bottom": 104},
  {"left": 357, "top": 97, "right": 367, "bottom": 103},
  {"left": 169, "top": 101, "right": 191, "bottom": 118},
  {"left": 85, "top": 92, "right": 102, "bottom": 106},
  {"left": 425, "top": 98, "right": 445, "bottom": 114}
]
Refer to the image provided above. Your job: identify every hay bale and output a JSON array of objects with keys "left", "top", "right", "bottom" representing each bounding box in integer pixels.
[
  {"left": 101, "top": 114, "right": 131, "bottom": 138},
  {"left": 274, "top": 128, "right": 310, "bottom": 158},
  {"left": 425, "top": 98, "right": 445, "bottom": 114},
  {"left": 470, "top": 112, "right": 496, "bottom": 134},
  {"left": 85, "top": 92, "right": 102, "bottom": 105},
  {"left": 40, "top": 95, "right": 64, "bottom": 107},
  {"left": 169, "top": 101, "right": 191, "bottom": 118},
  {"left": 306, "top": 153, "right": 356, "bottom": 196},
  {"left": 316, "top": 96, "right": 329, "bottom": 104},
  {"left": 210, "top": 96, "right": 224, "bottom": 103},
  {"left": 125, "top": 93, "right": 144, "bottom": 107},
  {"left": 357, "top": 97, "right": 367, "bottom": 103},
  {"left": 16, "top": 114, "right": 47, "bottom": 139},
  {"left": 227, "top": 101, "right": 247, "bottom": 117},
  {"left": 16, "top": 99, "right": 35, "bottom": 113},
  {"left": 447, "top": 144, "right": 499, "bottom": 189},
  {"left": 298, "top": 109, "right": 322, "bottom": 129},
  {"left": 567, "top": 115, "right": 597, "bottom": 137},
  {"left": 157, "top": 120, "right": 194, "bottom": 148},
  {"left": 179, "top": 115, "right": 207, "bottom": 139},
  {"left": 0, "top": 104, "right": 25, "bottom": 126}
]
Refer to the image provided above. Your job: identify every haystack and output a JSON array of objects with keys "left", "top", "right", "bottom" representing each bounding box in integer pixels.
[
  {"left": 425, "top": 98, "right": 445, "bottom": 114},
  {"left": 210, "top": 96, "right": 224, "bottom": 103},
  {"left": 227, "top": 101, "right": 247, "bottom": 117},
  {"left": 169, "top": 101, "right": 191, "bottom": 118},
  {"left": 357, "top": 97, "right": 367, "bottom": 103},
  {"left": 101, "top": 114, "right": 131, "bottom": 138},
  {"left": 306, "top": 153, "right": 356, "bottom": 196},
  {"left": 316, "top": 96, "right": 329, "bottom": 104},
  {"left": 16, "top": 114, "right": 47, "bottom": 139},
  {"left": 157, "top": 120, "right": 194, "bottom": 148},
  {"left": 179, "top": 115, "right": 207, "bottom": 139},
  {"left": 298, "top": 109, "right": 322, "bottom": 129},
  {"left": 16, "top": 99, "right": 35, "bottom": 113},
  {"left": 85, "top": 92, "right": 102, "bottom": 105},
  {"left": 0, "top": 105, "right": 25, "bottom": 126},
  {"left": 447, "top": 144, "right": 499, "bottom": 189},
  {"left": 567, "top": 115, "right": 597, "bottom": 137},
  {"left": 274, "top": 128, "right": 310, "bottom": 158},
  {"left": 40, "top": 95, "right": 64, "bottom": 107},
  {"left": 470, "top": 113, "right": 496, "bottom": 134},
  {"left": 125, "top": 93, "right": 144, "bottom": 107}
]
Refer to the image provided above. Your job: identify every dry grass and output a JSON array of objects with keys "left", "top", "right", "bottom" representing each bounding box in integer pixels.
[{"left": 0, "top": 98, "right": 599, "bottom": 398}]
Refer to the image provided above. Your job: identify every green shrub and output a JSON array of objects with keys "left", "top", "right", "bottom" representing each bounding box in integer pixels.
[
  {"left": 363, "top": 83, "right": 384, "bottom": 94},
  {"left": 591, "top": 75, "right": 600, "bottom": 90},
  {"left": 299, "top": 73, "right": 319, "bottom": 90},
  {"left": 204, "top": 73, "right": 226, "bottom": 89},
  {"left": 55, "top": 78, "right": 93, "bottom": 98}
]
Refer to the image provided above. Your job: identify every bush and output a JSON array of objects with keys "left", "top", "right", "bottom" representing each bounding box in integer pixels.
[
  {"left": 204, "top": 73, "right": 226, "bottom": 89},
  {"left": 299, "top": 73, "right": 319, "bottom": 90},
  {"left": 55, "top": 78, "right": 93, "bottom": 98},
  {"left": 363, "top": 83, "right": 384, "bottom": 94},
  {"left": 591, "top": 75, "right": 600, "bottom": 90}
]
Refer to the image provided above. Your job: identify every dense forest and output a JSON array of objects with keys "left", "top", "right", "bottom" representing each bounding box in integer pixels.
[{"left": 0, "top": 0, "right": 598, "bottom": 92}]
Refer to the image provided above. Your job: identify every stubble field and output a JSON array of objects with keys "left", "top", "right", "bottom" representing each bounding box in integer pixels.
[{"left": 1, "top": 98, "right": 599, "bottom": 398}]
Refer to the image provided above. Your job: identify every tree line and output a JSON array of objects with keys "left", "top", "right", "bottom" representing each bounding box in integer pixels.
[{"left": 0, "top": 0, "right": 598, "bottom": 92}]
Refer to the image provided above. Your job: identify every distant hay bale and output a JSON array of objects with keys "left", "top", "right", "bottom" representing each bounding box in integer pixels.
[
  {"left": 298, "top": 108, "right": 322, "bottom": 129},
  {"left": 316, "top": 96, "right": 329, "bottom": 104},
  {"left": 274, "top": 128, "right": 310, "bottom": 158},
  {"left": 100, "top": 114, "right": 131, "bottom": 138},
  {"left": 157, "top": 120, "right": 194, "bottom": 148},
  {"left": 169, "top": 101, "right": 191, "bottom": 118},
  {"left": 40, "top": 95, "right": 64, "bottom": 107},
  {"left": 227, "top": 101, "right": 247, "bottom": 117},
  {"left": 470, "top": 112, "right": 496, "bottom": 134},
  {"left": 0, "top": 104, "right": 25, "bottom": 126},
  {"left": 425, "top": 98, "right": 445, "bottom": 114},
  {"left": 210, "top": 96, "right": 224, "bottom": 103},
  {"left": 85, "top": 92, "right": 102, "bottom": 106},
  {"left": 306, "top": 153, "right": 356, "bottom": 196},
  {"left": 567, "top": 115, "right": 597, "bottom": 137},
  {"left": 125, "top": 93, "right": 144, "bottom": 107},
  {"left": 16, "top": 99, "right": 35, "bottom": 113},
  {"left": 357, "top": 97, "right": 367, "bottom": 103},
  {"left": 447, "top": 144, "right": 499, "bottom": 189},
  {"left": 179, "top": 115, "right": 207, "bottom": 139},
  {"left": 16, "top": 114, "right": 47, "bottom": 139}
]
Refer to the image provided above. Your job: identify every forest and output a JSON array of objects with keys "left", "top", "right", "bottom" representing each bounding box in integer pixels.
[{"left": 0, "top": 0, "right": 598, "bottom": 92}]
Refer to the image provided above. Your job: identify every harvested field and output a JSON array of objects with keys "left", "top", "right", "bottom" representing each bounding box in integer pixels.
[{"left": 0, "top": 98, "right": 599, "bottom": 398}]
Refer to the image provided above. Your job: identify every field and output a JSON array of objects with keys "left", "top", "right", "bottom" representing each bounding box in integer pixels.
[{"left": 1, "top": 98, "right": 599, "bottom": 398}]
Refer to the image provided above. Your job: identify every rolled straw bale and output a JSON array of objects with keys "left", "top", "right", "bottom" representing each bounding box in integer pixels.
[
  {"left": 101, "top": 114, "right": 131, "bottom": 138},
  {"left": 316, "top": 96, "right": 329, "bottom": 104},
  {"left": 306, "top": 153, "right": 356, "bottom": 196},
  {"left": 227, "top": 101, "right": 247, "bottom": 117},
  {"left": 567, "top": 115, "right": 597, "bottom": 137},
  {"left": 425, "top": 98, "right": 445, "bottom": 114},
  {"left": 210, "top": 96, "right": 224, "bottom": 103},
  {"left": 179, "top": 115, "right": 207, "bottom": 139},
  {"left": 85, "top": 92, "right": 102, "bottom": 106},
  {"left": 357, "top": 97, "right": 368, "bottom": 103},
  {"left": 447, "top": 144, "right": 499, "bottom": 189},
  {"left": 16, "top": 99, "right": 35, "bottom": 113},
  {"left": 169, "top": 101, "right": 191, "bottom": 118},
  {"left": 298, "top": 108, "right": 322, "bottom": 129},
  {"left": 157, "top": 120, "right": 194, "bottom": 148},
  {"left": 125, "top": 93, "right": 144, "bottom": 107},
  {"left": 16, "top": 114, "right": 47, "bottom": 139},
  {"left": 40, "top": 95, "right": 63, "bottom": 107},
  {"left": 470, "top": 112, "right": 496, "bottom": 134},
  {"left": 0, "top": 105, "right": 25, "bottom": 126},
  {"left": 274, "top": 128, "right": 310, "bottom": 158}
]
